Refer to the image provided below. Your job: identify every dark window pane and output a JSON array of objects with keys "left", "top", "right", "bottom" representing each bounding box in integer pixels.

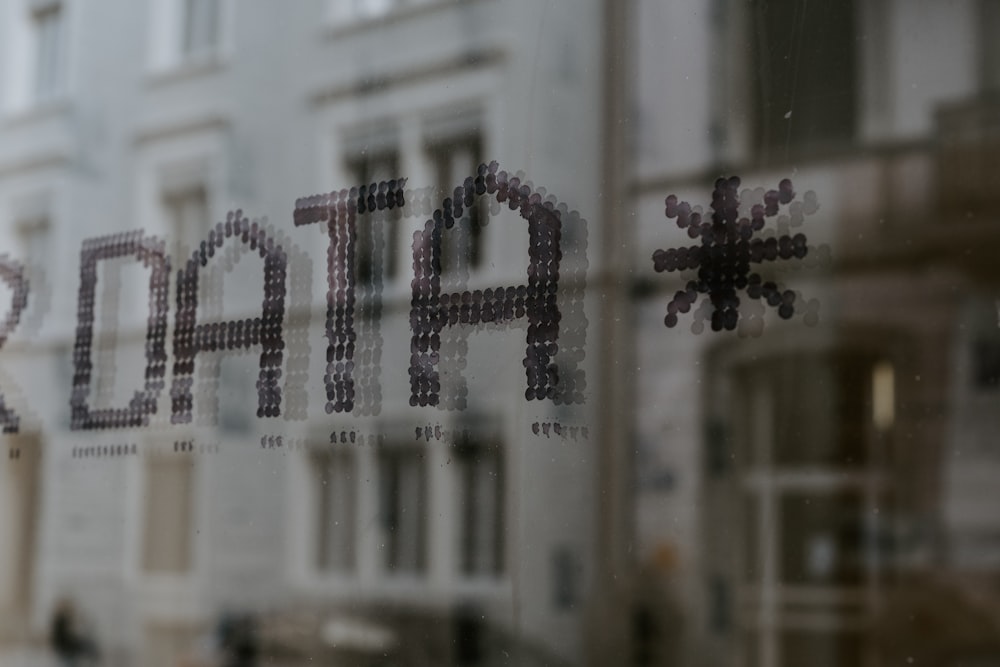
[
  {"left": 751, "top": 0, "right": 857, "bottom": 154},
  {"left": 780, "top": 492, "right": 866, "bottom": 586},
  {"left": 781, "top": 630, "right": 863, "bottom": 667}
]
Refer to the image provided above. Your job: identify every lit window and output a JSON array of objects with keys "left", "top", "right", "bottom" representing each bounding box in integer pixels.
[
  {"left": 872, "top": 361, "right": 895, "bottom": 430},
  {"left": 377, "top": 445, "right": 427, "bottom": 574}
]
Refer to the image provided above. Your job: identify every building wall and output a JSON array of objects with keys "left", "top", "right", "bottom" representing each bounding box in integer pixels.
[
  {"left": 0, "top": 0, "right": 611, "bottom": 664},
  {"left": 631, "top": 1, "right": 1000, "bottom": 666}
]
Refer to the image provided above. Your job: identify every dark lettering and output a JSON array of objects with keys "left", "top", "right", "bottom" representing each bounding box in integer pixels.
[
  {"left": 0, "top": 254, "right": 29, "bottom": 433},
  {"left": 70, "top": 233, "right": 169, "bottom": 430},
  {"left": 170, "top": 211, "right": 288, "bottom": 423},
  {"left": 409, "top": 162, "right": 562, "bottom": 407},
  {"left": 293, "top": 179, "right": 405, "bottom": 414}
]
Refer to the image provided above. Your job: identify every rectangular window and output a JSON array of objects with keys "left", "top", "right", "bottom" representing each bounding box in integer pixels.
[
  {"left": 31, "top": 0, "right": 64, "bottom": 100},
  {"left": 743, "top": 353, "right": 872, "bottom": 468},
  {"left": 454, "top": 439, "right": 504, "bottom": 576},
  {"left": 551, "top": 546, "right": 580, "bottom": 610},
  {"left": 313, "top": 449, "right": 356, "bottom": 573},
  {"left": 332, "top": 0, "right": 398, "bottom": 23},
  {"left": 345, "top": 150, "right": 401, "bottom": 284},
  {"left": 780, "top": 630, "right": 863, "bottom": 667},
  {"left": 0, "top": 438, "right": 40, "bottom": 632},
  {"left": 377, "top": 446, "right": 427, "bottom": 574},
  {"left": 17, "top": 219, "right": 50, "bottom": 272},
  {"left": 162, "top": 185, "right": 209, "bottom": 263},
  {"left": 973, "top": 339, "right": 1000, "bottom": 391},
  {"left": 428, "top": 136, "right": 485, "bottom": 274},
  {"left": 779, "top": 491, "right": 865, "bottom": 587},
  {"left": 142, "top": 455, "right": 194, "bottom": 573},
  {"left": 981, "top": 0, "right": 1000, "bottom": 91},
  {"left": 180, "top": 0, "right": 221, "bottom": 59},
  {"left": 750, "top": 0, "right": 857, "bottom": 155}
]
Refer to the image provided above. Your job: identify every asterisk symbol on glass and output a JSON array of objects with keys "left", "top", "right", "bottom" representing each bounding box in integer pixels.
[{"left": 652, "top": 176, "right": 810, "bottom": 332}]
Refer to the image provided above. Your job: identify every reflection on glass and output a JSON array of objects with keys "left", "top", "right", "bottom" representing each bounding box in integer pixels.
[
  {"left": 779, "top": 492, "right": 864, "bottom": 587},
  {"left": 180, "top": 0, "right": 221, "bottom": 59},
  {"left": 142, "top": 454, "right": 194, "bottom": 574},
  {"left": 32, "top": 1, "right": 63, "bottom": 100},
  {"left": 454, "top": 437, "right": 503, "bottom": 577},
  {"left": 780, "top": 630, "right": 863, "bottom": 667},
  {"left": 314, "top": 448, "right": 356, "bottom": 573},
  {"left": 378, "top": 446, "right": 427, "bottom": 574},
  {"left": 0, "top": 1, "right": 998, "bottom": 666}
]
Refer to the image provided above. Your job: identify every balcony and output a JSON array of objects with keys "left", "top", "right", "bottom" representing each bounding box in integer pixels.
[
  {"left": 936, "top": 94, "right": 1000, "bottom": 221},
  {"left": 924, "top": 94, "right": 1000, "bottom": 274}
]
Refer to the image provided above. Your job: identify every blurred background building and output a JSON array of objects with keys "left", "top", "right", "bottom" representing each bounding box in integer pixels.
[
  {"left": 0, "top": 0, "right": 998, "bottom": 666},
  {"left": 0, "top": 0, "right": 612, "bottom": 665},
  {"left": 629, "top": 1, "right": 1000, "bottom": 666}
]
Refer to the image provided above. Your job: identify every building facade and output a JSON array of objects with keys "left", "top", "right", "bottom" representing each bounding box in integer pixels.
[
  {"left": 0, "top": 0, "right": 618, "bottom": 665},
  {"left": 630, "top": 1, "right": 1000, "bottom": 666}
]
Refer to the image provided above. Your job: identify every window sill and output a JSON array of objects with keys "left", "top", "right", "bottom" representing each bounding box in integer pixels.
[
  {"left": 294, "top": 574, "right": 510, "bottom": 602},
  {"left": 323, "top": 0, "right": 488, "bottom": 40},
  {"left": 633, "top": 136, "right": 932, "bottom": 197},
  {"left": 1, "top": 95, "right": 72, "bottom": 128},
  {"left": 146, "top": 53, "right": 227, "bottom": 88}
]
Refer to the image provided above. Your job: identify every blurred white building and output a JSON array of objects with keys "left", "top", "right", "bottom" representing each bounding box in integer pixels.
[
  {"left": 7, "top": 2, "right": 1000, "bottom": 667},
  {"left": 0, "top": 1, "right": 622, "bottom": 665}
]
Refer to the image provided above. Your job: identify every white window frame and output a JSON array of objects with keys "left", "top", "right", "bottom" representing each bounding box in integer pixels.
[
  {"left": 376, "top": 441, "right": 429, "bottom": 576},
  {"left": 717, "top": 351, "right": 890, "bottom": 667},
  {"left": 140, "top": 448, "right": 197, "bottom": 576},
  {"left": 147, "top": 0, "right": 232, "bottom": 75},
  {"left": 425, "top": 134, "right": 486, "bottom": 277},
  {"left": 2, "top": 0, "right": 72, "bottom": 113},
  {"left": 342, "top": 139, "right": 403, "bottom": 287},
  {"left": 329, "top": 0, "right": 400, "bottom": 24},
  {"left": 311, "top": 446, "right": 358, "bottom": 574},
  {"left": 30, "top": 0, "right": 65, "bottom": 102},
  {"left": 452, "top": 437, "right": 504, "bottom": 578}
]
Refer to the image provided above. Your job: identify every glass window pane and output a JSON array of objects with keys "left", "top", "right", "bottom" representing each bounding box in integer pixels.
[
  {"left": 0, "top": 2, "right": 998, "bottom": 666},
  {"left": 780, "top": 492, "right": 865, "bottom": 586},
  {"left": 781, "top": 630, "right": 863, "bottom": 667},
  {"left": 378, "top": 446, "right": 427, "bottom": 574},
  {"left": 34, "top": 6, "right": 62, "bottom": 99},
  {"left": 314, "top": 449, "right": 356, "bottom": 572},
  {"left": 142, "top": 455, "right": 194, "bottom": 573},
  {"left": 182, "top": 0, "right": 220, "bottom": 56},
  {"left": 454, "top": 439, "right": 503, "bottom": 576},
  {"left": 751, "top": 0, "right": 857, "bottom": 154}
]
